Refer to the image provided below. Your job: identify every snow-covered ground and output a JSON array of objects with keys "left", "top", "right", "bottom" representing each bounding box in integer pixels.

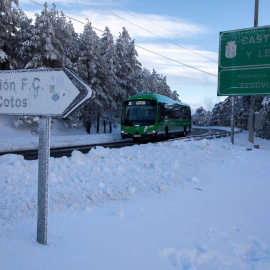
[
  {"left": 0, "top": 115, "right": 122, "bottom": 152},
  {"left": 0, "top": 115, "right": 270, "bottom": 269}
]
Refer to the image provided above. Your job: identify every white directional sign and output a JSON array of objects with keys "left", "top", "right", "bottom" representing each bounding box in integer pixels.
[
  {"left": 0, "top": 68, "right": 93, "bottom": 117},
  {"left": 0, "top": 68, "right": 93, "bottom": 245}
]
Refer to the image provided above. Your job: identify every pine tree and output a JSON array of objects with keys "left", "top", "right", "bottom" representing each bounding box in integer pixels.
[
  {"left": 125, "top": 39, "right": 142, "bottom": 95},
  {"left": 149, "top": 69, "right": 159, "bottom": 93},
  {"left": 139, "top": 68, "right": 151, "bottom": 93},
  {"left": 25, "top": 3, "right": 65, "bottom": 69},
  {"left": 54, "top": 12, "right": 78, "bottom": 69},
  {"left": 209, "top": 96, "right": 263, "bottom": 129},
  {"left": 73, "top": 20, "right": 100, "bottom": 132},
  {"left": 253, "top": 96, "right": 270, "bottom": 139},
  {"left": 192, "top": 107, "right": 212, "bottom": 126},
  {"left": 171, "top": 90, "right": 180, "bottom": 101},
  {"left": 2, "top": 3, "right": 192, "bottom": 134},
  {"left": 14, "top": 7, "right": 33, "bottom": 69},
  {"left": 114, "top": 27, "right": 142, "bottom": 99},
  {"left": 100, "top": 26, "right": 115, "bottom": 72},
  {"left": 74, "top": 21, "right": 119, "bottom": 133},
  {"left": 100, "top": 26, "right": 123, "bottom": 129},
  {"left": 156, "top": 74, "right": 173, "bottom": 98},
  {"left": 0, "top": 0, "right": 20, "bottom": 69}
]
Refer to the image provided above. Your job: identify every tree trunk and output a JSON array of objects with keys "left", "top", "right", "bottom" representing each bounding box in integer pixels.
[
  {"left": 103, "top": 120, "right": 106, "bottom": 134},
  {"left": 97, "top": 112, "right": 100, "bottom": 134},
  {"left": 109, "top": 122, "right": 112, "bottom": 133},
  {"left": 86, "top": 121, "right": 91, "bottom": 134}
]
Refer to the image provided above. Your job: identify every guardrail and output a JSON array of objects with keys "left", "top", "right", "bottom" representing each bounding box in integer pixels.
[
  {"left": 166, "top": 129, "right": 243, "bottom": 143},
  {"left": 0, "top": 129, "right": 243, "bottom": 160}
]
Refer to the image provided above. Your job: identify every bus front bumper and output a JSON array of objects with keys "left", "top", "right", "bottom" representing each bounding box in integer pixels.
[{"left": 121, "top": 130, "right": 158, "bottom": 139}]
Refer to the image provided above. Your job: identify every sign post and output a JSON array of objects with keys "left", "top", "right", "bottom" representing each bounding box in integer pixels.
[
  {"left": 0, "top": 68, "right": 93, "bottom": 245},
  {"left": 37, "top": 116, "right": 51, "bottom": 245},
  {"left": 218, "top": 1, "right": 270, "bottom": 144},
  {"left": 231, "top": 97, "right": 235, "bottom": 144},
  {"left": 218, "top": 25, "right": 270, "bottom": 96},
  {"left": 249, "top": 0, "right": 259, "bottom": 144}
]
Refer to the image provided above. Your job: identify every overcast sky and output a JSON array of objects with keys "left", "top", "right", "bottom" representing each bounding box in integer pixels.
[{"left": 19, "top": 0, "right": 270, "bottom": 112}]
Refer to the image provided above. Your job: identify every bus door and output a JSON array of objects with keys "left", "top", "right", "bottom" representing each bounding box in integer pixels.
[{"left": 158, "top": 102, "right": 167, "bottom": 133}]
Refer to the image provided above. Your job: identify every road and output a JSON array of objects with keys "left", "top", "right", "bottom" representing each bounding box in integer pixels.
[{"left": 0, "top": 127, "right": 230, "bottom": 160}]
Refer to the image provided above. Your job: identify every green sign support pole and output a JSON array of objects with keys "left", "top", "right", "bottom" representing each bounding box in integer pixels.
[
  {"left": 231, "top": 97, "right": 235, "bottom": 144},
  {"left": 249, "top": 0, "right": 259, "bottom": 144}
]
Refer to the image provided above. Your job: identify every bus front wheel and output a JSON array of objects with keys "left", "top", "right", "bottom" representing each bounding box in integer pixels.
[
  {"left": 182, "top": 127, "right": 187, "bottom": 137},
  {"left": 164, "top": 128, "right": 169, "bottom": 140}
]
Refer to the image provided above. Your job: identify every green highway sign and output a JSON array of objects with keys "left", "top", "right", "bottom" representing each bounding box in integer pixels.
[
  {"left": 218, "top": 25, "right": 270, "bottom": 96},
  {"left": 219, "top": 67, "right": 270, "bottom": 96}
]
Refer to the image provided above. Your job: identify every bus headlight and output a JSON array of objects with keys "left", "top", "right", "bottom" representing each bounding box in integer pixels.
[
  {"left": 121, "top": 131, "right": 128, "bottom": 135},
  {"left": 147, "top": 130, "right": 157, "bottom": 134}
]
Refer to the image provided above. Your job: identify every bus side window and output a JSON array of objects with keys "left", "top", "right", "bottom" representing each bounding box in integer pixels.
[
  {"left": 172, "top": 104, "right": 181, "bottom": 119},
  {"left": 158, "top": 102, "right": 166, "bottom": 122},
  {"left": 182, "top": 106, "right": 191, "bottom": 119}
]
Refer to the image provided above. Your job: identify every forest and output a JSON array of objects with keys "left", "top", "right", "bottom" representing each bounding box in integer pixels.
[
  {"left": 1, "top": 0, "right": 270, "bottom": 139},
  {"left": 1, "top": 0, "right": 179, "bottom": 134},
  {"left": 192, "top": 96, "right": 270, "bottom": 139}
]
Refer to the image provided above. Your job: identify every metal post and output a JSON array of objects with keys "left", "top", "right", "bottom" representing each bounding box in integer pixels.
[
  {"left": 231, "top": 96, "right": 235, "bottom": 144},
  {"left": 248, "top": 97, "right": 255, "bottom": 144},
  {"left": 249, "top": 0, "right": 259, "bottom": 143},
  {"left": 37, "top": 116, "right": 51, "bottom": 245},
  {"left": 254, "top": 0, "right": 259, "bottom": 27}
]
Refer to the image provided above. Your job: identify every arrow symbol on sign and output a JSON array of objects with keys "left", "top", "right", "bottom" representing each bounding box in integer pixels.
[{"left": 0, "top": 68, "right": 94, "bottom": 117}]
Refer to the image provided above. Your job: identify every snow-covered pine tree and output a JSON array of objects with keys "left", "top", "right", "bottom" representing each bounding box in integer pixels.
[
  {"left": 209, "top": 96, "right": 263, "bottom": 129},
  {"left": 114, "top": 28, "right": 128, "bottom": 99},
  {"left": 149, "top": 69, "right": 159, "bottom": 94},
  {"left": 100, "top": 26, "right": 124, "bottom": 131},
  {"left": 254, "top": 96, "right": 270, "bottom": 139},
  {"left": 192, "top": 107, "right": 212, "bottom": 126},
  {"left": 54, "top": 12, "right": 78, "bottom": 69},
  {"left": 24, "top": 3, "right": 65, "bottom": 69},
  {"left": 156, "top": 74, "right": 174, "bottom": 98},
  {"left": 2, "top": 3, "right": 187, "bottom": 134},
  {"left": 73, "top": 20, "right": 100, "bottom": 132},
  {"left": 74, "top": 21, "right": 119, "bottom": 133},
  {"left": 209, "top": 101, "right": 226, "bottom": 126},
  {"left": 100, "top": 26, "right": 115, "bottom": 72},
  {"left": 0, "top": 0, "right": 21, "bottom": 69},
  {"left": 14, "top": 7, "right": 33, "bottom": 69},
  {"left": 15, "top": 3, "right": 67, "bottom": 133},
  {"left": 147, "top": 69, "right": 174, "bottom": 98},
  {"left": 0, "top": 0, "right": 39, "bottom": 133},
  {"left": 114, "top": 27, "right": 141, "bottom": 99},
  {"left": 138, "top": 68, "right": 151, "bottom": 93},
  {"left": 125, "top": 39, "right": 142, "bottom": 95},
  {"left": 233, "top": 96, "right": 250, "bottom": 130},
  {"left": 171, "top": 90, "right": 180, "bottom": 101}
]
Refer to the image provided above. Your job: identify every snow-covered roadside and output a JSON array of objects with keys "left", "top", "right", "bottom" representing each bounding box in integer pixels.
[
  {"left": 0, "top": 115, "right": 122, "bottom": 152},
  {"left": 0, "top": 114, "right": 233, "bottom": 153},
  {"left": 0, "top": 131, "right": 270, "bottom": 269}
]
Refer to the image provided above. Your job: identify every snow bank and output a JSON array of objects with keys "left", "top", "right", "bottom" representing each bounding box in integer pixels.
[
  {"left": 0, "top": 138, "right": 224, "bottom": 224},
  {"left": 0, "top": 115, "right": 121, "bottom": 151},
  {"left": 0, "top": 131, "right": 270, "bottom": 270}
]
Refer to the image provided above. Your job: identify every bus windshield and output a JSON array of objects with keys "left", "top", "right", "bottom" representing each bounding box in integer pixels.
[{"left": 122, "top": 100, "right": 157, "bottom": 126}]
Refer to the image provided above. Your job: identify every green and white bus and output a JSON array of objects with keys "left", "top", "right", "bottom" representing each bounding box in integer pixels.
[{"left": 121, "top": 93, "right": 191, "bottom": 141}]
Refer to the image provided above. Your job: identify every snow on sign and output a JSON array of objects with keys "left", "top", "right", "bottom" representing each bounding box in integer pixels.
[
  {"left": 0, "top": 68, "right": 93, "bottom": 245},
  {"left": 0, "top": 68, "right": 93, "bottom": 117},
  {"left": 218, "top": 25, "right": 270, "bottom": 96}
]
